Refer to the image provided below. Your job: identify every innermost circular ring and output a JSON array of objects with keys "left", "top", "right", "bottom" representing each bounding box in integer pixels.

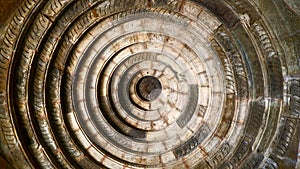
[{"left": 136, "top": 76, "right": 162, "bottom": 101}]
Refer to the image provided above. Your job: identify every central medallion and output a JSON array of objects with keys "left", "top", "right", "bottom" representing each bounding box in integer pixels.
[{"left": 136, "top": 76, "right": 162, "bottom": 101}]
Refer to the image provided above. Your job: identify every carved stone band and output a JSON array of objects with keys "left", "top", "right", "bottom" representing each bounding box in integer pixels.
[{"left": 0, "top": 0, "right": 299, "bottom": 168}]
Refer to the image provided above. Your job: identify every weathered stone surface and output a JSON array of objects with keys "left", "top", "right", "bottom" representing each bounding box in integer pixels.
[{"left": 0, "top": 0, "right": 299, "bottom": 168}]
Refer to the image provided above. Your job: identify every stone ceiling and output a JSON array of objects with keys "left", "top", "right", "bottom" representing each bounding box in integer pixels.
[{"left": 0, "top": 0, "right": 299, "bottom": 168}]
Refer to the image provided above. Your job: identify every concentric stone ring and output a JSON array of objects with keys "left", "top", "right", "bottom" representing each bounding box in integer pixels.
[{"left": 0, "top": 0, "right": 299, "bottom": 168}]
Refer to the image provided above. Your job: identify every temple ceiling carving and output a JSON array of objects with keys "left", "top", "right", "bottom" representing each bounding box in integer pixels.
[{"left": 0, "top": 0, "right": 299, "bottom": 168}]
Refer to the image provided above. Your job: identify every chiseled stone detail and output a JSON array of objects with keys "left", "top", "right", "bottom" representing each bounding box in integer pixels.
[
  {"left": 194, "top": 0, "right": 239, "bottom": 27},
  {"left": 215, "top": 26, "right": 249, "bottom": 98},
  {"left": 206, "top": 143, "right": 231, "bottom": 168},
  {"left": 275, "top": 118, "right": 298, "bottom": 157},
  {"left": 0, "top": 0, "right": 47, "bottom": 168},
  {"left": 224, "top": 0, "right": 260, "bottom": 22},
  {"left": 252, "top": 21, "right": 284, "bottom": 98},
  {"left": 288, "top": 79, "right": 300, "bottom": 117},
  {"left": 240, "top": 154, "right": 264, "bottom": 169},
  {"left": 0, "top": 0, "right": 299, "bottom": 168},
  {"left": 262, "top": 157, "right": 279, "bottom": 169},
  {"left": 174, "top": 124, "right": 210, "bottom": 158},
  {"left": 211, "top": 39, "right": 236, "bottom": 95}
]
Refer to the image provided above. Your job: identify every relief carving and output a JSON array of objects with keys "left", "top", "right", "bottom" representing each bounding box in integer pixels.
[
  {"left": 0, "top": 0, "right": 298, "bottom": 168},
  {"left": 174, "top": 124, "right": 210, "bottom": 158}
]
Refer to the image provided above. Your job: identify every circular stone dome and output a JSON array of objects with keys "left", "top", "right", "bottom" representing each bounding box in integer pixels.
[{"left": 0, "top": 0, "right": 299, "bottom": 168}]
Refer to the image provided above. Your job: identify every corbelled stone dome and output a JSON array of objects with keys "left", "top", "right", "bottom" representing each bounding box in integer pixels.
[{"left": 0, "top": 0, "right": 299, "bottom": 168}]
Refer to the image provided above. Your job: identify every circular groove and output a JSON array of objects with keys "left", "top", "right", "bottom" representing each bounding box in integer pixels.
[{"left": 0, "top": 0, "right": 299, "bottom": 169}]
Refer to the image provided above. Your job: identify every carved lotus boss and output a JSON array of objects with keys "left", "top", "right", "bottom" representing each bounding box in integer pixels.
[{"left": 0, "top": 0, "right": 298, "bottom": 168}]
